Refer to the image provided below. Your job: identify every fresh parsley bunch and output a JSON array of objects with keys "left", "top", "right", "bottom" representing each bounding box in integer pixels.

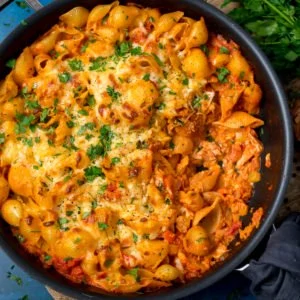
[{"left": 223, "top": 0, "right": 300, "bottom": 80}]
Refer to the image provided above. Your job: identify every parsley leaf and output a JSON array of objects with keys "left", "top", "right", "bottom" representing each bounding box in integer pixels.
[
  {"left": 111, "top": 157, "right": 120, "bottom": 165},
  {"left": 58, "top": 72, "right": 71, "bottom": 83},
  {"left": 192, "top": 96, "right": 203, "bottom": 108},
  {"left": 84, "top": 166, "right": 105, "bottom": 182},
  {"left": 86, "top": 94, "right": 96, "bottom": 107},
  {"left": 226, "top": 0, "right": 300, "bottom": 79},
  {"left": 87, "top": 144, "right": 104, "bottom": 160},
  {"left": 89, "top": 56, "right": 107, "bottom": 71},
  {"left": 106, "top": 86, "right": 121, "bottom": 102},
  {"left": 152, "top": 53, "right": 164, "bottom": 67},
  {"left": 219, "top": 46, "right": 230, "bottom": 54},
  {"left": 143, "top": 73, "right": 150, "bottom": 81},
  {"left": 0, "top": 133, "right": 5, "bottom": 145},
  {"left": 131, "top": 46, "right": 143, "bottom": 55},
  {"left": 6, "top": 59, "right": 16, "bottom": 69},
  {"left": 62, "top": 136, "right": 79, "bottom": 151},
  {"left": 58, "top": 217, "right": 69, "bottom": 231},
  {"left": 132, "top": 233, "right": 138, "bottom": 243},
  {"left": 115, "top": 41, "right": 131, "bottom": 57},
  {"left": 7, "top": 272, "right": 23, "bottom": 286},
  {"left": 77, "top": 122, "right": 95, "bottom": 135},
  {"left": 182, "top": 78, "right": 189, "bottom": 85},
  {"left": 15, "top": 113, "right": 35, "bottom": 134},
  {"left": 200, "top": 44, "right": 209, "bottom": 56},
  {"left": 68, "top": 59, "right": 84, "bottom": 71},
  {"left": 127, "top": 268, "right": 140, "bottom": 282},
  {"left": 40, "top": 108, "right": 50, "bottom": 123},
  {"left": 25, "top": 100, "right": 40, "bottom": 110},
  {"left": 44, "top": 255, "right": 52, "bottom": 262},
  {"left": 216, "top": 67, "right": 230, "bottom": 83},
  {"left": 98, "top": 222, "right": 108, "bottom": 230},
  {"left": 99, "top": 125, "right": 114, "bottom": 154}
]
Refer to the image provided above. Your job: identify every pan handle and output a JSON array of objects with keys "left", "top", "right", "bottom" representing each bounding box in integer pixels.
[{"left": 24, "top": 0, "right": 43, "bottom": 11}]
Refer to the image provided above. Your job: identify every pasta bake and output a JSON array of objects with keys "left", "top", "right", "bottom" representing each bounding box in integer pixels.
[{"left": 0, "top": 2, "right": 264, "bottom": 293}]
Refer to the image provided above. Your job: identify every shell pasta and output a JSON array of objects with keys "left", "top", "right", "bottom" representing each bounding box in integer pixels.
[{"left": 0, "top": 2, "right": 264, "bottom": 294}]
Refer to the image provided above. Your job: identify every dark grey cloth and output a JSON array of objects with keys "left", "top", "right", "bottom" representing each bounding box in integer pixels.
[{"left": 243, "top": 213, "right": 300, "bottom": 300}]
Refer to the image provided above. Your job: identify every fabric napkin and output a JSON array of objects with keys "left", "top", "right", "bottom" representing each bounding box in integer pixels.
[{"left": 242, "top": 213, "right": 300, "bottom": 300}]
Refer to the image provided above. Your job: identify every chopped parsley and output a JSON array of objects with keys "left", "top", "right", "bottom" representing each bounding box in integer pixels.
[
  {"left": 182, "top": 78, "right": 189, "bottom": 85},
  {"left": 82, "top": 212, "right": 90, "bottom": 220},
  {"left": 219, "top": 46, "right": 230, "bottom": 54},
  {"left": 117, "top": 219, "right": 124, "bottom": 225},
  {"left": 104, "top": 259, "right": 114, "bottom": 268},
  {"left": 192, "top": 96, "right": 203, "bottom": 108},
  {"left": 131, "top": 46, "right": 143, "bottom": 56},
  {"left": 86, "top": 94, "right": 96, "bottom": 107},
  {"left": 119, "top": 181, "right": 125, "bottom": 188},
  {"left": 66, "top": 120, "right": 75, "bottom": 128},
  {"left": 68, "top": 59, "right": 84, "bottom": 71},
  {"left": 78, "top": 109, "right": 88, "bottom": 116},
  {"left": 58, "top": 217, "right": 69, "bottom": 231},
  {"left": 89, "top": 56, "right": 107, "bottom": 71},
  {"left": 16, "top": 234, "right": 25, "bottom": 243},
  {"left": 200, "top": 44, "right": 209, "bottom": 56},
  {"left": 99, "top": 125, "right": 114, "bottom": 155},
  {"left": 58, "top": 72, "right": 71, "bottom": 83},
  {"left": 111, "top": 157, "right": 120, "bottom": 165},
  {"left": 0, "top": 133, "right": 5, "bottom": 145},
  {"left": 239, "top": 71, "right": 245, "bottom": 80},
  {"left": 40, "top": 108, "right": 50, "bottom": 123},
  {"left": 98, "top": 184, "right": 108, "bottom": 195},
  {"left": 73, "top": 237, "right": 82, "bottom": 244},
  {"left": 156, "top": 102, "right": 166, "bottom": 110},
  {"left": 44, "top": 255, "right": 52, "bottom": 262},
  {"left": 106, "top": 86, "right": 121, "bottom": 102},
  {"left": 152, "top": 53, "right": 164, "bottom": 67},
  {"left": 98, "top": 222, "right": 108, "bottom": 230},
  {"left": 6, "top": 59, "right": 16, "bottom": 69},
  {"left": 16, "top": 1, "right": 28, "bottom": 9},
  {"left": 25, "top": 100, "right": 40, "bottom": 110},
  {"left": 216, "top": 67, "right": 230, "bottom": 83},
  {"left": 165, "top": 198, "right": 171, "bottom": 205},
  {"left": 169, "top": 141, "right": 175, "bottom": 149},
  {"left": 84, "top": 166, "right": 105, "bottom": 182},
  {"left": 77, "top": 122, "right": 95, "bottom": 135},
  {"left": 115, "top": 41, "right": 131, "bottom": 57},
  {"left": 62, "top": 136, "right": 79, "bottom": 151},
  {"left": 127, "top": 268, "right": 140, "bottom": 282},
  {"left": 21, "top": 137, "right": 33, "bottom": 147},
  {"left": 87, "top": 144, "right": 104, "bottom": 161},
  {"left": 7, "top": 272, "right": 23, "bottom": 286},
  {"left": 143, "top": 73, "right": 150, "bottom": 81},
  {"left": 132, "top": 233, "right": 138, "bottom": 243},
  {"left": 15, "top": 113, "right": 35, "bottom": 134}
]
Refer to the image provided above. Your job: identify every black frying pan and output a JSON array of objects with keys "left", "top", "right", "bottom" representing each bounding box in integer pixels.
[{"left": 0, "top": 0, "right": 293, "bottom": 299}]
